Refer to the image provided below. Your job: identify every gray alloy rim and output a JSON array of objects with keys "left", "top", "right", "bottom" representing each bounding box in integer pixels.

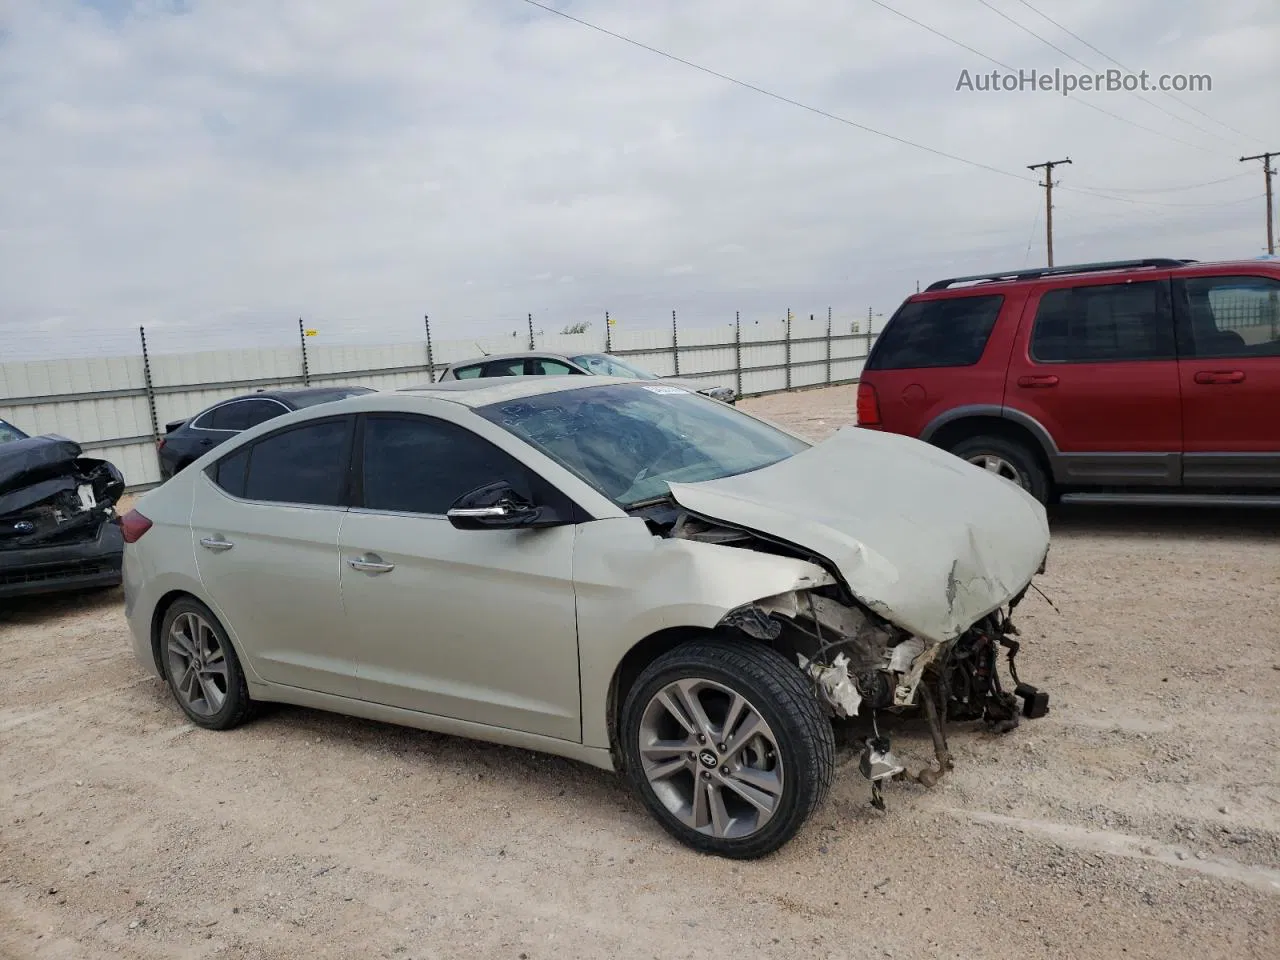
[
  {"left": 968, "top": 454, "right": 1026, "bottom": 487},
  {"left": 166, "top": 612, "right": 229, "bottom": 717},
  {"left": 637, "top": 678, "right": 784, "bottom": 840}
]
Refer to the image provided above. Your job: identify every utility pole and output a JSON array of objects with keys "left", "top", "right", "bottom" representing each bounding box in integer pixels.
[
  {"left": 1240, "top": 151, "right": 1277, "bottom": 255},
  {"left": 1028, "top": 157, "right": 1071, "bottom": 267}
]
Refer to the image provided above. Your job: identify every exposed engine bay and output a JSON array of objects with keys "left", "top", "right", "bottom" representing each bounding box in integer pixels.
[
  {"left": 0, "top": 435, "right": 126, "bottom": 553},
  {"left": 639, "top": 501, "right": 1051, "bottom": 811}
]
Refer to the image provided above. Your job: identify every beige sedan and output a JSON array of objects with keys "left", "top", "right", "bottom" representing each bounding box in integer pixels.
[{"left": 121, "top": 377, "right": 1051, "bottom": 858}]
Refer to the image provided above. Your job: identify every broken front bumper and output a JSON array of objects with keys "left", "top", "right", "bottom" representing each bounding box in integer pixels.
[{"left": 0, "top": 519, "right": 124, "bottom": 600}]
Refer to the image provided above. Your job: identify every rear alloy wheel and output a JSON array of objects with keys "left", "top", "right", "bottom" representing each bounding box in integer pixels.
[
  {"left": 620, "top": 638, "right": 834, "bottom": 859},
  {"left": 160, "top": 598, "right": 254, "bottom": 730},
  {"left": 948, "top": 435, "right": 1050, "bottom": 504}
]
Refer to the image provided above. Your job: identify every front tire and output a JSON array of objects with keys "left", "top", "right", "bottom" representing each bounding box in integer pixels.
[
  {"left": 620, "top": 638, "right": 834, "bottom": 859},
  {"left": 947, "top": 434, "right": 1050, "bottom": 504},
  {"left": 159, "top": 597, "right": 254, "bottom": 730}
]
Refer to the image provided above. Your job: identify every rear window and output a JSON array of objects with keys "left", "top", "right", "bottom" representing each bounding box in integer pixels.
[{"left": 866, "top": 295, "right": 1004, "bottom": 370}]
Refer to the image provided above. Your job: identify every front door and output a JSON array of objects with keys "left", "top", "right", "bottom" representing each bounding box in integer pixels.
[
  {"left": 192, "top": 416, "right": 360, "bottom": 697},
  {"left": 1174, "top": 273, "right": 1280, "bottom": 486},
  {"left": 339, "top": 413, "right": 581, "bottom": 742},
  {"left": 1004, "top": 275, "right": 1184, "bottom": 486}
]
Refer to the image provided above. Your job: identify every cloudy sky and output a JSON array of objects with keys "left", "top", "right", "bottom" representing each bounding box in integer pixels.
[{"left": 0, "top": 0, "right": 1276, "bottom": 358}]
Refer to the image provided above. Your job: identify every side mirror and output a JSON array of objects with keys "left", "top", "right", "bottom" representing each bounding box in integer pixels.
[{"left": 446, "top": 481, "right": 543, "bottom": 530}]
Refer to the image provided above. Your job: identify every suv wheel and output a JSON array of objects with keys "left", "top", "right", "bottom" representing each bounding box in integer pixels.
[
  {"left": 948, "top": 435, "right": 1050, "bottom": 504},
  {"left": 620, "top": 638, "right": 834, "bottom": 859}
]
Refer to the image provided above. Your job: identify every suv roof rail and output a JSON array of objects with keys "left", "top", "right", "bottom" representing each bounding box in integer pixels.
[{"left": 924, "top": 258, "right": 1198, "bottom": 292}]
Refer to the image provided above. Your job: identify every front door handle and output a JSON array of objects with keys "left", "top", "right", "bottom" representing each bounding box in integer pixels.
[
  {"left": 199, "top": 536, "right": 234, "bottom": 552},
  {"left": 1017, "top": 375, "right": 1060, "bottom": 388},
  {"left": 1193, "top": 370, "right": 1245, "bottom": 385},
  {"left": 347, "top": 555, "right": 395, "bottom": 575}
]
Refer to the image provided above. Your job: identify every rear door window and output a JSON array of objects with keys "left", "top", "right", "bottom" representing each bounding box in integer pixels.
[
  {"left": 233, "top": 418, "right": 354, "bottom": 506},
  {"left": 482, "top": 359, "right": 529, "bottom": 377},
  {"left": 239, "top": 399, "right": 289, "bottom": 428},
  {"left": 867, "top": 295, "right": 1004, "bottom": 370},
  {"left": 1031, "top": 281, "right": 1174, "bottom": 363}
]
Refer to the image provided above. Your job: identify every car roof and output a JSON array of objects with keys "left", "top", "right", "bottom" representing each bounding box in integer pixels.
[
  {"left": 220, "top": 385, "right": 375, "bottom": 404},
  {"left": 917, "top": 257, "right": 1278, "bottom": 297}
]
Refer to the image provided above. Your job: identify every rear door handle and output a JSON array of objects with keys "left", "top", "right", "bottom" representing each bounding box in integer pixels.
[
  {"left": 1017, "top": 375, "right": 1060, "bottom": 388},
  {"left": 1193, "top": 370, "right": 1245, "bottom": 385},
  {"left": 199, "top": 536, "right": 234, "bottom": 552},
  {"left": 347, "top": 556, "right": 395, "bottom": 574}
]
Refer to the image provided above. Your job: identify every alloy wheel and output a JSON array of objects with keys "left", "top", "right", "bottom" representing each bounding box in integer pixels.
[
  {"left": 166, "top": 611, "right": 229, "bottom": 717},
  {"left": 967, "top": 453, "right": 1026, "bottom": 488},
  {"left": 637, "top": 678, "right": 783, "bottom": 840}
]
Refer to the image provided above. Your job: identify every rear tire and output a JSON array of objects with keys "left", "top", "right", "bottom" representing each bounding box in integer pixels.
[
  {"left": 620, "top": 637, "right": 834, "bottom": 859},
  {"left": 948, "top": 434, "right": 1050, "bottom": 504},
  {"left": 159, "top": 597, "right": 254, "bottom": 731}
]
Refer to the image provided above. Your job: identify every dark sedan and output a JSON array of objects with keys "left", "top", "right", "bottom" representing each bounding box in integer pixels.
[{"left": 157, "top": 385, "right": 375, "bottom": 480}]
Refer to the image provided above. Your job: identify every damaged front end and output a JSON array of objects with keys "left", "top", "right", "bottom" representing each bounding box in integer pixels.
[
  {"left": 643, "top": 502, "right": 1051, "bottom": 811},
  {"left": 0, "top": 435, "right": 127, "bottom": 599}
]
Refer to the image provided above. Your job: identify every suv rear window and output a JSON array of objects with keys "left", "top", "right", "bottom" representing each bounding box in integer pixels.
[{"left": 866, "top": 295, "right": 1003, "bottom": 370}]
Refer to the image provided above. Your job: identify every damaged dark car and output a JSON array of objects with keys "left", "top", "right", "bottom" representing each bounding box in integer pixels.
[{"left": 0, "top": 431, "right": 127, "bottom": 600}]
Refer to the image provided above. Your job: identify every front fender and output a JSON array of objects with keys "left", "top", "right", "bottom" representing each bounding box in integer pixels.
[{"left": 573, "top": 517, "right": 833, "bottom": 749}]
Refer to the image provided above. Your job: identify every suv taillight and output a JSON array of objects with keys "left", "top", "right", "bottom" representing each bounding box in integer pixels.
[
  {"left": 856, "top": 382, "right": 882, "bottom": 427},
  {"left": 120, "top": 509, "right": 153, "bottom": 543}
]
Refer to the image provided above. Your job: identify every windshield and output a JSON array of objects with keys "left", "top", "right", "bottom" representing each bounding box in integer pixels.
[
  {"left": 568, "top": 353, "right": 660, "bottom": 379},
  {"left": 476, "top": 382, "right": 808, "bottom": 507}
]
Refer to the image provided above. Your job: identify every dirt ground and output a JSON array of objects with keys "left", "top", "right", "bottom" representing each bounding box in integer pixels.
[{"left": 2, "top": 384, "right": 1277, "bottom": 960}]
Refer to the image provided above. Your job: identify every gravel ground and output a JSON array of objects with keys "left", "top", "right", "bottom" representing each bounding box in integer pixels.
[{"left": 2, "top": 384, "right": 1277, "bottom": 960}]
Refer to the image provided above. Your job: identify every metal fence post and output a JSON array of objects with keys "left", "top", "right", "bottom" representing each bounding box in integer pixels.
[
  {"left": 865, "top": 306, "right": 874, "bottom": 357},
  {"left": 734, "top": 311, "right": 743, "bottom": 398},
  {"left": 298, "top": 317, "right": 311, "bottom": 385},
  {"left": 138, "top": 326, "right": 160, "bottom": 461},
  {"left": 424, "top": 314, "right": 436, "bottom": 383},
  {"left": 604, "top": 311, "right": 612, "bottom": 353},
  {"left": 825, "top": 307, "right": 832, "bottom": 385},
  {"left": 784, "top": 309, "right": 792, "bottom": 391},
  {"left": 672, "top": 310, "right": 680, "bottom": 375},
  {"left": 527, "top": 313, "right": 535, "bottom": 351}
]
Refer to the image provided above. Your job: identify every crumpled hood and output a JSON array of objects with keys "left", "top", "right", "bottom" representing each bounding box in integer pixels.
[{"left": 666, "top": 427, "right": 1050, "bottom": 642}]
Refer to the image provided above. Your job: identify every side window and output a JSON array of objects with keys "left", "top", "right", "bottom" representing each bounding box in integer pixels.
[
  {"left": 452, "top": 365, "right": 484, "bottom": 379},
  {"left": 191, "top": 404, "right": 226, "bottom": 430},
  {"left": 239, "top": 399, "right": 288, "bottom": 428},
  {"left": 208, "top": 401, "right": 251, "bottom": 431},
  {"left": 360, "top": 416, "right": 534, "bottom": 515},
  {"left": 240, "top": 418, "right": 353, "bottom": 506},
  {"left": 1031, "top": 281, "right": 1173, "bottom": 363},
  {"left": 482, "top": 359, "right": 528, "bottom": 378},
  {"left": 530, "top": 359, "right": 577, "bottom": 376},
  {"left": 1178, "top": 275, "right": 1280, "bottom": 359},
  {"left": 865, "top": 295, "right": 1003, "bottom": 370}
]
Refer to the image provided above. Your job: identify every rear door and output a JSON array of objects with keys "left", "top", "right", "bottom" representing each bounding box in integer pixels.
[
  {"left": 192, "top": 415, "right": 360, "bottom": 697},
  {"left": 1004, "top": 275, "right": 1183, "bottom": 487},
  {"left": 1174, "top": 272, "right": 1280, "bottom": 486}
]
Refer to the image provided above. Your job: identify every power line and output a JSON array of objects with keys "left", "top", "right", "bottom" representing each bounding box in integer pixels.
[
  {"left": 867, "top": 0, "right": 1213, "bottom": 154},
  {"left": 518, "top": 0, "right": 1034, "bottom": 184},
  {"left": 1071, "top": 171, "right": 1253, "bottom": 195},
  {"left": 972, "top": 0, "right": 1224, "bottom": 144},
  {"left": 1011, "top": 0, "right": 1264, "bottom": 146},
  {"left": 521, "top": 0, "right": 1264, "bottom": 215}
]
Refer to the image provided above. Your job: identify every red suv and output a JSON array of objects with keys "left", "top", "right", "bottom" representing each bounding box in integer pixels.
[{"left": 857, "top": 257, "right": 1280, "bottom": 505}]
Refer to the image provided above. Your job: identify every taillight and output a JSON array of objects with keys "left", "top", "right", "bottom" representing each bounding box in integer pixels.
[
  {"left": 156, "top": 437, "right": 166, "bottom": 452},
  {"left": 856, "top": 382, "right": 882, "bottom": 427},
  {"left": 120, "top": 509, "right": 153, "bottom": 543}
]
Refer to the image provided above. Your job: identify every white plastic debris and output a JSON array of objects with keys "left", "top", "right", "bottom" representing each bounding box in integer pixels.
[{"left": 798, "top": 652, "right": 863, "bottom": 718}]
